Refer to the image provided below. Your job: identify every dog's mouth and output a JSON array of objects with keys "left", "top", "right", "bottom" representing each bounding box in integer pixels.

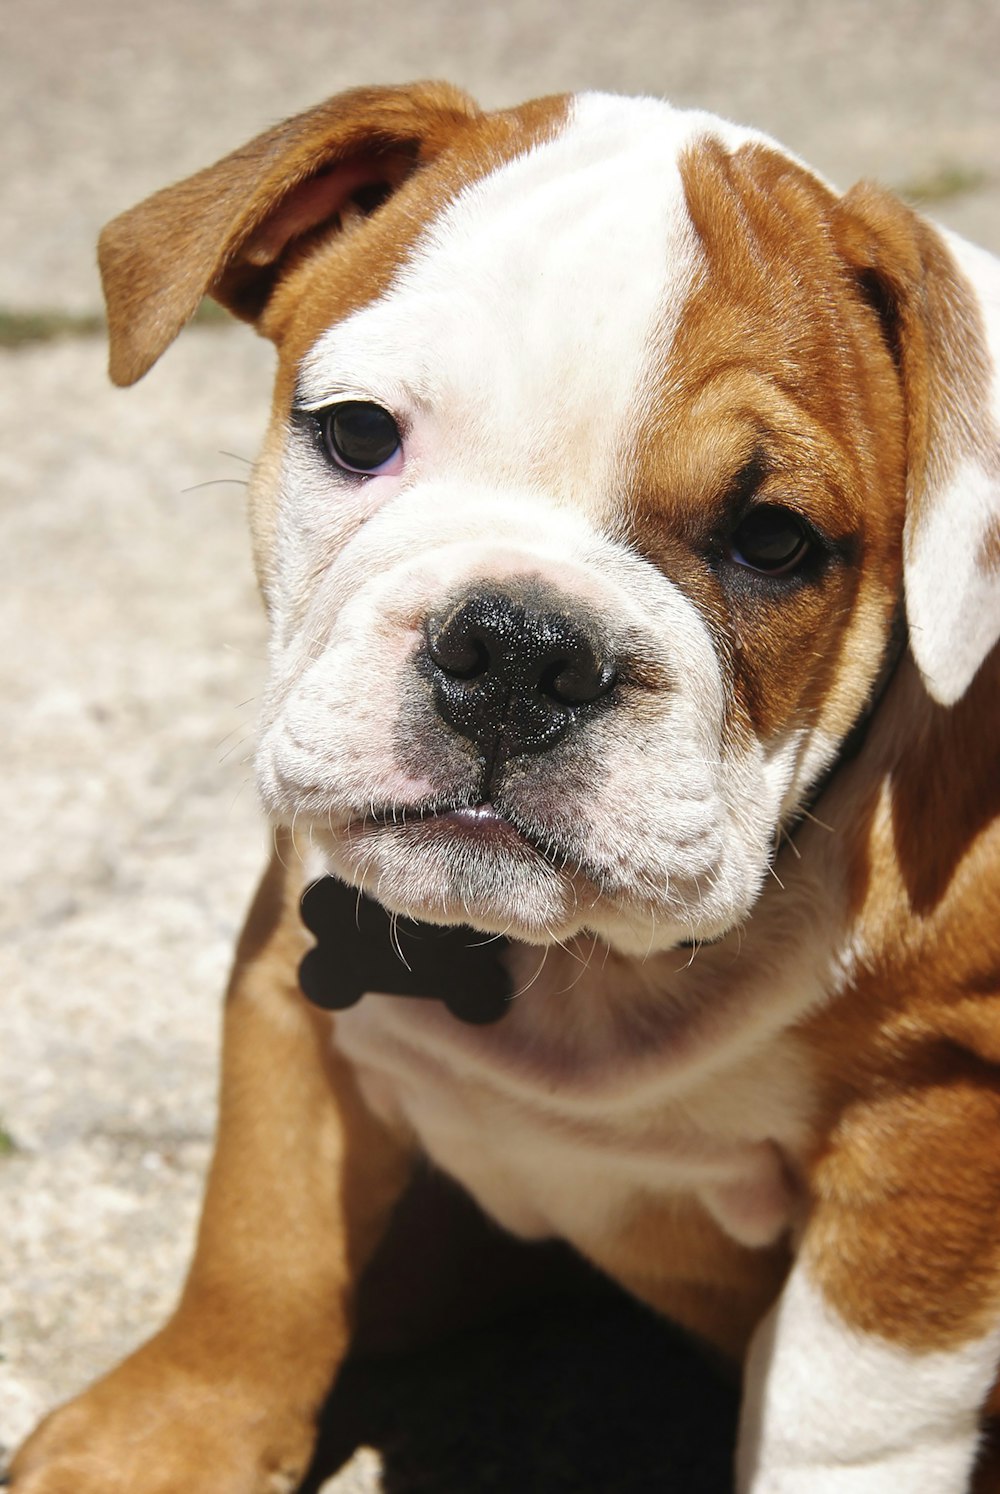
[
  {"left": 351, "top": 799, "right": 570, "bottom": 869},
  {"left": 316, "top": 793, "right": 596, "bottom": 943},
  {"left": 307, "top": 784, "right": 741, "bottom": 953}
]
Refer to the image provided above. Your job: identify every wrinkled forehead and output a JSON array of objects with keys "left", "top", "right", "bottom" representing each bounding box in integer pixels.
[{"left": 295, "top": 93, "right": 786, "bottom": 508}]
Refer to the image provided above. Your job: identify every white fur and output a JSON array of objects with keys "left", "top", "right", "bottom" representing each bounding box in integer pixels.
[
  {"left": 331, "top": 829, "right": 845, "bottom": 1249},
  {"left": 298, "top": 92, "right": 764, "bottom": 505},
  {"left": 738, "top": 1259, "right": 1000, "bottom": 1492},
  {"left": 904, "top": 228, "right": 1000, "bottom": 706}
]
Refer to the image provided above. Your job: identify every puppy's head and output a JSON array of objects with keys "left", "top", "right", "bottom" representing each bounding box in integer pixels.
[{"left": 101, "top": 84, "right": 1000, "bottom": 954}]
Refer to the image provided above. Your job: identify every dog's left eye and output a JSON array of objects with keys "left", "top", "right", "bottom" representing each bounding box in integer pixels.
[
  {"left": 320, "top": 402, "right": 402, "bottom": 474},
  {"left": 728, "top": 506, "right": 813, "bottom": 575}
]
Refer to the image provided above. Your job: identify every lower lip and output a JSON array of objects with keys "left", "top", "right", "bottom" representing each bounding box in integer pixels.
[
  {"left": 354, "top": 804, "right": 576, "bottom": 878},
  {"left": 430, "top": 804, "right": 524, "bottom": 842},
  {"left": 357, "top": 804, "right": 541, "bottom": 856}
]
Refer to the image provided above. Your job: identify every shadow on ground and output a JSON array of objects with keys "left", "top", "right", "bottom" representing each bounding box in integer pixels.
[{"left": 303, "top": 1172, "right": 739, "bottom": 1493}]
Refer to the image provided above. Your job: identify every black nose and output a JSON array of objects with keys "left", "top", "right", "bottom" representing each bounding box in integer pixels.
[{"left": 423, "top": 588, "right": 617, "bottom": 761}]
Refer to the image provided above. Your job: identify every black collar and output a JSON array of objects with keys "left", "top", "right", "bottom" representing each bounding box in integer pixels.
[{"left": 784, "top": 606, "right": 908, "bottom": 836}]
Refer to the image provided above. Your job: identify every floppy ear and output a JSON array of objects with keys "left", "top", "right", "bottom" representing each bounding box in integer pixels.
[
  {"left": 98, "top": 81, "right": 480, "bottom": 387},
  {"left": 833, "top": 184, "right": 1000, "bottom": 706}
]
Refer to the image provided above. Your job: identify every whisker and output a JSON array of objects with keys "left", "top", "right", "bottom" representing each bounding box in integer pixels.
[
  {"left": 555, "top": 931, "right": 603, "bottom": 995},
  {"left": 272, "top": 822, "right": 290, "bottom": 871},
  {"left": 388, "top": 912, "right": 412, "bottom": 971},
  {"left": 511, "top": 946, "right": 549, "bottom": 1000},
  {"left": 227, "top": 776, "right": 252, "bottom": 817},
  {"left": 180, "top": 478, "right": 250, "bottom": 494},
  {"left": 218, "top": 732, "right": 253, "bottom": 765},
  {"left": 796, "top": 806, "right": 836, "bottom": 833}
]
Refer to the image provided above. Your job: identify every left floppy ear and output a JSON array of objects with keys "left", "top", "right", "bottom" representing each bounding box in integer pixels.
[
  {"left": 97, "top": 81, "right": 480, "bottom": 386},
  {"left": 833, "top": 184, "right": 1000, "bottom": 706}
]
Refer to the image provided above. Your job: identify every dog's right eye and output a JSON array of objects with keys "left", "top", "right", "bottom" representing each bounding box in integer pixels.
[
  {"left": 320, "top": 402, "right": 402, "bottom": 475},
  {"left": 728, "top": 505, "right": 814, "bottom": 576}
]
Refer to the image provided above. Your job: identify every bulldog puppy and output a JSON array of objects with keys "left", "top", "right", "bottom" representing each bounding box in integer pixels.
[{"left": 10, "top": 83, "right": 1000, "bottom": 1494}]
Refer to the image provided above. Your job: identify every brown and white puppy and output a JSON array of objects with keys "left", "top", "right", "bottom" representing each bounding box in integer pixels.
[{"left": 11, "top": 82, "right": 1000, "bottom": 1494}]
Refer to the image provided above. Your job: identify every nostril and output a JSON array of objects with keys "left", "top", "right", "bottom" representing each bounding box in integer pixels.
[
  {"left": 538, "top": 654, "right": 617, "bottom": 707},
  {"left": 428, "top": 630, "right": 490, "bottom": 680}
]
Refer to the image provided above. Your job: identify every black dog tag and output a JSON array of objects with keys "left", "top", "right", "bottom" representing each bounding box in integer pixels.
[{"left": 299, "top": 876, "right": 513, "bottom": 1025}]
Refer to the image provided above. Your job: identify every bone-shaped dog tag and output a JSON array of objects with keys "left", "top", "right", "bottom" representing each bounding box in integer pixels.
[{"left": 298, "top": 876, "right": 512, "bottom": 1025}]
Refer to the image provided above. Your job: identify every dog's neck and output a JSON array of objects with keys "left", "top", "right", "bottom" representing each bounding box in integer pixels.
[{"left": 786, "top": 606, "right": 908, "bottom": 836}]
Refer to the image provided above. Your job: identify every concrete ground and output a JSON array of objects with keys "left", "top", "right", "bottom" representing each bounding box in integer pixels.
[{"left": 2, "top": 0, "right": 998, "bottom": 1486}]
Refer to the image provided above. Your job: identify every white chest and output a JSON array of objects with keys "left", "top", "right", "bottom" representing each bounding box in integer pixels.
[{"left": 330, "top": 938, "right": 824, "bottom": 1252}]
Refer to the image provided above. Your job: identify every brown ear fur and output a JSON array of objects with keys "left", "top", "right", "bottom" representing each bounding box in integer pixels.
[
  {"left": 98, "top": 81, "right": 480, "bottom": 386},
  {"left": 832, "top": 183, "right": 990, "bottom": 517},
  {"left": 832, "top": 183, "right": 1000, "bottom": 705}
]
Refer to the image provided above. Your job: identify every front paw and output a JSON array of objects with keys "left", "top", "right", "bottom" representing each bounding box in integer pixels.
[{"left": 7, "top": 1348, "right": 317, "bottom": 1494}]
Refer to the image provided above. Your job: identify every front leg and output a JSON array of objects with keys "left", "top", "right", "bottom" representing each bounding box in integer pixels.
[
  {"left": 738, "top": 1253, "right": 1000, "bottom": 1493},
  {"left": 9, "top": 840, "right": 413, "bottom": 1494},
  {"left": 737, "top": 1076, "right": 1000, "bottom": 1494}
]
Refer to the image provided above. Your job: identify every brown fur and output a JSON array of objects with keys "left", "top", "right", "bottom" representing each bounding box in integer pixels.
[
  {"left": 591, "top": 1194, "right": 790, "bottom": 1360},
  {"left": 796, "top": 650, "right": 1000, "bottom": 1353},
  {"left": 781, "top": 183, "right": 1000, "bottom": 1361},
  {"left": 98, "top": 81, "right": 483, "bottom": 385},
  {"left": 628, "top": 141, "right": 906, "bottom": 752},
  {"left": 831, "top": 181, "right": 1000, "bottom": 527},
  {"left": 11, "top": 835, "right": 412, "bottom": 1490}
]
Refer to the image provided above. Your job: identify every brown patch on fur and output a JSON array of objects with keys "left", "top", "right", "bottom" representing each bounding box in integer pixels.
[
  {"left": 97, "top": 80, "right": 478, "bottom": 385},
  {"left": 832, "top": 182, "right": 1000, "bottom": 529},
  {"left": 590, "top": 1194, "right": 789, "bottom": 1361},
  {"left": 186, "top": 834, "right": 414, "bottom": 1315},
  {"left": 10, "top": 836, "right": 414, "bottom": 1486},
  {"left": 626, "top": 139, "right": 907, "bottom": 751},
  {"left": 980, "top": 514, "right": 1000, "bottom": 574},
  {"left": 264, "top": 93, "right": 572, "bottom": 401},
  {"left": 891, "top": 655, "right": 1000, "bottom": 917},
  {"left": 790, "top": 192, "right": 1000, "bottom": 1357},
  {"left": 98, "top": 82, "right": 568, "bottom": 388},
  {"left": 803, "top": 1029, "right": 1000, "bottom": 1351},
  {"left": 100, "top": 82, "right": 570, "bottom": 590},
  {"left": 799, "top": 649, "right": 1000, "bottom": 1352},
  {"left": 631, "top": 143, "right": 1000, "bottom": 1361}
]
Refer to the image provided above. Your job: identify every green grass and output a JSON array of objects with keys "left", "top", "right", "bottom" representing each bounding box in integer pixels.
[
  {"left": 0, "top": 297, "right": 233, "bottom": 350},
  {"left": 0, "top": 308, "right": 105, "bottom": 348},
  {"left": 0, "top": 1122, "right": 17, "bottom": 1157},
  {"left": 189, "top": 297, "right": 233, "bottom": 326},
  {"left": 897, "top": 163, "right": 989, "bottom": 205}
]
